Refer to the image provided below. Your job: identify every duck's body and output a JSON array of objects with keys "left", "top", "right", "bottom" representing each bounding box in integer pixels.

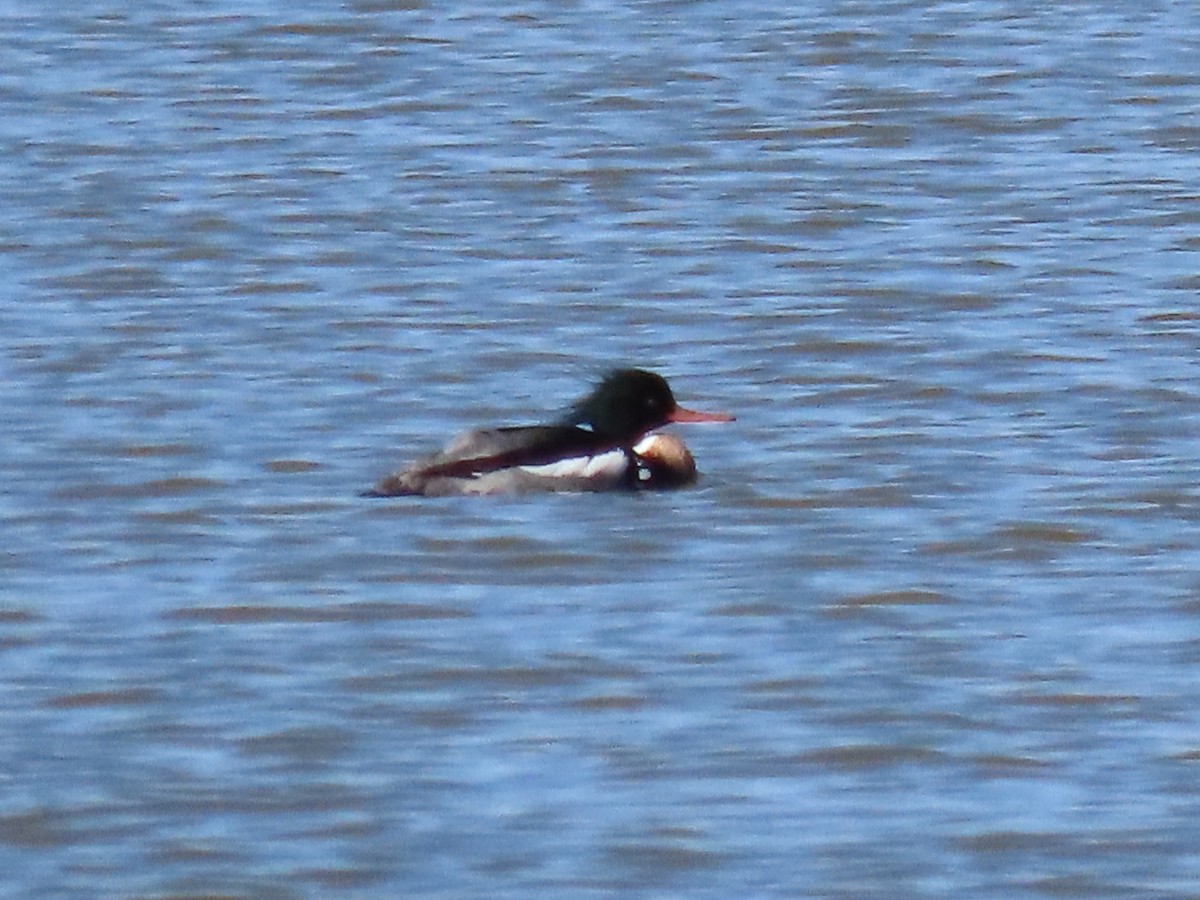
[
  {"left": 367, "top": 369, "right": 729, "bottom": 497},
  {"left": 372, "top": 432, "right": 697, "bottom": 497}
]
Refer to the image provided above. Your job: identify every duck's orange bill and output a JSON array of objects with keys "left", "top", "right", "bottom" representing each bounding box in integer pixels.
[{"left": 668, "top": 405, "right": 735, "bottom": 424}]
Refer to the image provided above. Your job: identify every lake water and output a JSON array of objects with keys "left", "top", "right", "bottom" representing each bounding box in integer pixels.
[{"left": 3, "top": 1, "right": 1200, "bottom": 897}]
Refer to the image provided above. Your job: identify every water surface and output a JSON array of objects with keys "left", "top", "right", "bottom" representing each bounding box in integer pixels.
[{"left": 3, "top": 2, "right": 1200, "bottom": 897}]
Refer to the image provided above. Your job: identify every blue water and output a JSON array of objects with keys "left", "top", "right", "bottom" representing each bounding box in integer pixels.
[{"left": 3, "top": 2, "right": 1200, "bottom": 897}]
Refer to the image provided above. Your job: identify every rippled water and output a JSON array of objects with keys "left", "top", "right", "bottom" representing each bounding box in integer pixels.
[{"left": 4, "top": 2, "right": 1200, "bottom": 897}]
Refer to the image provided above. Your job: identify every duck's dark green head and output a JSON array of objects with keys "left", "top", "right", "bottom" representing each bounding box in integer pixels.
[{"left": 566, "top": 369, "right": 733, "bottom": 444}]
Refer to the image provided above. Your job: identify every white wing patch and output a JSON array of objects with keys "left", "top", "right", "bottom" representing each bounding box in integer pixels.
[{"left": 518, "top": 449, "right": 627, "bottom": 479}]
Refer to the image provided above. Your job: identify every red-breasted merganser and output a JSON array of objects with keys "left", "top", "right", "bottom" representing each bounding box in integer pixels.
[{"left": 366, "top": 368, "right": 733, "bottom": 497}]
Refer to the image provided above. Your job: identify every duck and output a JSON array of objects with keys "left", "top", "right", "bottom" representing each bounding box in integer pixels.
[{"left": 366, "top": 368, "right": 732, "bottom": 497}]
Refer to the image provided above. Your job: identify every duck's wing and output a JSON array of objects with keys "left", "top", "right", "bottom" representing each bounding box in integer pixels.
[
  {"left": 413, "top": 425, "right": 619, "bottom": 478},
  {"left": 366, "top": 425, "right": 622, "bottom": 496}
]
